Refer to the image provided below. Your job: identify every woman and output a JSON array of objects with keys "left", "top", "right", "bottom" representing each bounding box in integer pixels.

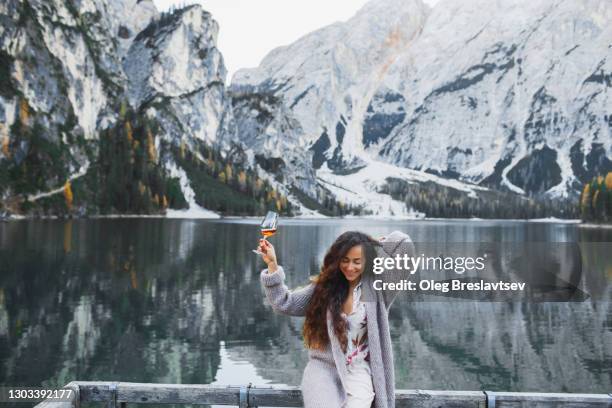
[{"left": 258, "top": 230, "right": 415, "bottom": 408}]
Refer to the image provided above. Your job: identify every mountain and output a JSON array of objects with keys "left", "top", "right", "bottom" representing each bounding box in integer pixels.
[
  {"left": 232, "top": 0, "right": 429, "bottom": 170},
  {"left": 230, "top": 0, "right": 435, "bottom": 216},
  {"left": 0, "top": 0, "right": 292, "bottom": 218},
  {"left": 123, "top": 5, "right": 230, "bottom": 146},
  {"left": 231, "top": 0, "right": 611, "bottom": 216},
  {"left": 0, "top": 0, "right": 158, "bottom": 140},
  {"left": 1, "top": 0, "right": 609, "bottom": 219},
  {"left": 375, "top": 0, "right": 612, "bottom": 198}
]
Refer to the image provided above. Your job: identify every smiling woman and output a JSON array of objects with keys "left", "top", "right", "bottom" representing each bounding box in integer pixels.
[{"left": 258, "top": 230, "right": 415, "bottom": 408}]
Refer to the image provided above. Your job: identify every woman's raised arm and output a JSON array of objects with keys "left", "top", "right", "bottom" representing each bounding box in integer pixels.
[
  {"left": 260, "top": 266, "right": 315, "bottom": 316},
  {"left": 259, "top": 240, "right": 315, "bottom": 316}
]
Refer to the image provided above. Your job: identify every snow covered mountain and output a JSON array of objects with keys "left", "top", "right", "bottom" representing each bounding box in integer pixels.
[
  {"left": 231, "top": 0, "right": 611, "bottom": 209},
  {"left": 231, "top": 0, "right": 436, "bottom": 215},
  {"left": 376, "top": 0, "right": 612, "bottom": 198},
  {"left": 2, "top": 0, "right": 608, "bottom": 218}
]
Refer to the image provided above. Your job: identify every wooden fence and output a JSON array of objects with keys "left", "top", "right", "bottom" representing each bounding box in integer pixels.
[{"left": 33, "top": 382, "right": 612, "bottom": 407}]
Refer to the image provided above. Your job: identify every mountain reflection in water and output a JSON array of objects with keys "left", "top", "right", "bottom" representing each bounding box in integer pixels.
[{"left": 0, "top": 218, "right": 610, "bottom": 394}]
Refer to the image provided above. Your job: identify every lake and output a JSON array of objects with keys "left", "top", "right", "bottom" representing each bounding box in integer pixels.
[{"left": 0, "top": 218, "right": 610, "bottom": 395}]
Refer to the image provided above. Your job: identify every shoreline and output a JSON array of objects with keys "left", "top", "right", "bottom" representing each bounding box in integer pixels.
[
  {"left": 577, "top": 222, "right": 612, "bottom": 229},
  {"left": 0, "top": 213, "right": 598, "bottom": 225}
]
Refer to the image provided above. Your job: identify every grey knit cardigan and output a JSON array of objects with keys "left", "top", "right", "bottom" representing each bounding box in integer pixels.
[{"left": 260, "top": 231, "right": 415, "bottom": 408}]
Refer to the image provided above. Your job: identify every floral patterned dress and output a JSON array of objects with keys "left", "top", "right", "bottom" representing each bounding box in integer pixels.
[
  {"left": 342, "top": 281, "right": 375, "bottom": 407},
  {"left": 342, "top": 281, "right": 371, "bottom": 371}
]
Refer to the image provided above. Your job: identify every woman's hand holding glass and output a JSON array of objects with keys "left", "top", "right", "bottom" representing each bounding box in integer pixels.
[{"left": 258, "top": 239, "right": 278, "bottom": 273}]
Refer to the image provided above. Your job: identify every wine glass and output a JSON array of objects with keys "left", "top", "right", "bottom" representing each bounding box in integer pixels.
[{"left": 252, "top": 211, "right": 279, "bottom": 255}]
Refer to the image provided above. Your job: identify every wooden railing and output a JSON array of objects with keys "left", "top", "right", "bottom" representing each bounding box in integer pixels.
[{"left": 33, "top": 382, "right": 612, "bottom": 407}]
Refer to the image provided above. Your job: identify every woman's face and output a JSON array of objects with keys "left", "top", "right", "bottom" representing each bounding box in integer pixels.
[{"left": 339, "top": 245, "right": 364, "bottom": 283}]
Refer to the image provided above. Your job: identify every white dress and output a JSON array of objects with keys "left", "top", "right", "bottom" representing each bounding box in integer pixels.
[{"left": 342, "top": 281, "right": 375, "bottom": 408}]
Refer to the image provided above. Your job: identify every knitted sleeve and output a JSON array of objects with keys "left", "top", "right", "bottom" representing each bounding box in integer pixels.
[
  {"left": 260, "top": 265, "right": 315, "bottom": 316},
  {"left": 379, "top": 230, "right": 416, "bottom": 309}
]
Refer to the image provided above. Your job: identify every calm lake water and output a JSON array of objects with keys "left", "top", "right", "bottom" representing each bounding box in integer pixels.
[{"left": 0, "top": 218, "right": 610, "bottom": 396}]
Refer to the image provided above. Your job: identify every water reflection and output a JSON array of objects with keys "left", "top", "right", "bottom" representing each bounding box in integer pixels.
[{"left": 0, "top": 219, "right": 609, "bottom": 395}]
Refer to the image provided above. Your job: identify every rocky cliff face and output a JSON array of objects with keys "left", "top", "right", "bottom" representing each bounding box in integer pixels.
[
  {"left": 230, "top": 0, "right": 434, "bottom": 214},
  {"left": 231, "top": 0, "right": 611, "bottom": 212},
  {"left": 0, "top": 0, "right": 252, "bottom": 217},
  {"left": 0, "top": 0, "right": 159, "bottom": 141},
  {"left": 0, "top": 0, "right": 128, "bottom": 208},
  {"left": 375, "top": 0, "right": 612, "bottom": 198},
  {"left": 123, "top": 5, "right": 231, "bottom": 147}
]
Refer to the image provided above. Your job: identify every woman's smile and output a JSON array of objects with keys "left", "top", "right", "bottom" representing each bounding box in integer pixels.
[{"left": 340, "top": 245, "right": 364, "bottom": 283}]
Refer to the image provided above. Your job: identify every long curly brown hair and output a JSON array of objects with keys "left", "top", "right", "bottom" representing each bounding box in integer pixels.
[{"left": 303, "top": 231, "right": 379, "bottom": 353}]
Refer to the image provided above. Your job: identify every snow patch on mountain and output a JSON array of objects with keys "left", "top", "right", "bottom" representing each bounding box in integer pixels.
[
  {"left": 317, "top": 159, "right": 491, "bottom": 217},
  {"left": 166, "top": 161, "right": 220, "bottom": 219}
]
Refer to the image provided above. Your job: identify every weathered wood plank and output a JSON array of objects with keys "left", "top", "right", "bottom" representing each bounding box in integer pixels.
[
  {"left": 493, "top": 391, "right": 612, "bottom": 408},
  {"left": 76, "top": 382, "right": 243, "bottom": 404},
  {"left": 395, "top": 390, "right": 486, "bottom": 408},
  {"left": 248, "top": 386, "right": 303, "bottom": 407}
]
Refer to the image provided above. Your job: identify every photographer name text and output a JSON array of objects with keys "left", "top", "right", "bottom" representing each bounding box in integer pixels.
[{"left": 373, "top": 279, "right": 526, "bottom": 292}]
